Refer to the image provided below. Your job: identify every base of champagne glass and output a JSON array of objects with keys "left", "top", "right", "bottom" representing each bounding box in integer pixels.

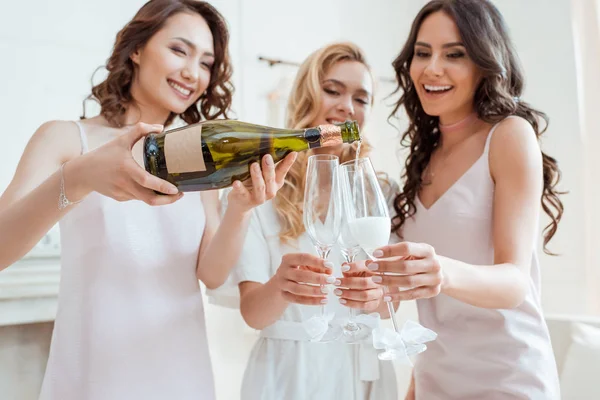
[
  {"left": 315, "top": 324, "right": 343, "bottom": 343},
  {"left": 378, "top": 348, "right": 404, "bottom": 361},
  {"left": 341, "top": 321, "right": 371, "bottom": 344}
]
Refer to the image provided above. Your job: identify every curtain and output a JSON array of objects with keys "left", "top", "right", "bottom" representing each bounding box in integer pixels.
[{"left": 571, "top": 0, "right": 600, "bottom": 314}]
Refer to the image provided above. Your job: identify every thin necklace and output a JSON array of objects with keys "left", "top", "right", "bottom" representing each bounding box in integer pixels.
[{"left": 423, "top": 113, "right": 478, "bottom": 185}]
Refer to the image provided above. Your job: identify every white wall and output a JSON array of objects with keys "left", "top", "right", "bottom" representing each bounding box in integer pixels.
[
  {"left": 493, "top": 0, "right": 588, "bottom": 315},
  {"left": 0, "top": 0, "right": 596, "bottom": 399},
  {"left": 0, "top": 1, "right": 141, "bottom": 189}
]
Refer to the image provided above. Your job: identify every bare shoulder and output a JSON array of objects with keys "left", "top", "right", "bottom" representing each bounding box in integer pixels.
[
  {"left": 30, "top": 120, "right": 83, "bottom": 163},
  {"left": 489, "top": 116, "right": 543, "bottom": 179},
  {"left": 0, "top": 120, "right": 85, "bottom": 207},
  {"left": 491, "top": 116, "right": 539, "bottom": 153},
  {"left": 34, "top": 119, "right": 79, "bottom": 137}
]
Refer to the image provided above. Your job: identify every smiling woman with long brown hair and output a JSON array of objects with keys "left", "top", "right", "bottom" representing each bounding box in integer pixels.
[
  {"left": 0, "top": 1, "right": 295, "bottom": 399},
  {"left": 350, "top": 0, "right": 564, "bottom": 398}
]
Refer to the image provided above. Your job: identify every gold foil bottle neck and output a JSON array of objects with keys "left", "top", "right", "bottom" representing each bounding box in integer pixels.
[{"left": 318, "top": 124, "right": 343, "bottom": 147}]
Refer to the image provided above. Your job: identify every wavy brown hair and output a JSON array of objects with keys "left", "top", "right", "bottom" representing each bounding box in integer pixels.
[
  {"left": 390, "top": 0, "right": 564, "bottom": 254},
  {"left": 82, "top": 0, "right": 233, "bottom": 127},
  {"left": 275, "top": 42, "right": 375, "bottom": 243}
]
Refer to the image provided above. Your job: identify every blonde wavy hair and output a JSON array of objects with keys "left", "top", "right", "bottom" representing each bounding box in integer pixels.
[{"left": 274, "top": 42, "right": 375, "bottom": 243}]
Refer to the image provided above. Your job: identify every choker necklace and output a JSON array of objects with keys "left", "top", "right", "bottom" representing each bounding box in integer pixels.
[{"left": 439, "top": 112, "right": 477, "bottom": 135}]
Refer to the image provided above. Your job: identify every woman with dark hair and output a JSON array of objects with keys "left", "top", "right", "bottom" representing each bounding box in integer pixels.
[
  {"left": 0, "top": 1, "right": 295, "bottom": 399},
  {"left": 349, "top": 0, "right": 563, "bottom": 398}
]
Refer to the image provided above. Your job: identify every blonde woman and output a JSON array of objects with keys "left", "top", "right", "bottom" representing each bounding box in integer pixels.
[{"left": 212, "top": 43, "right": 398, "bottom": 400}]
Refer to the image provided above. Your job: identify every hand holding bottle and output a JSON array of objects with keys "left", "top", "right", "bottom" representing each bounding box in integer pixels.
[
  {"left": 73, "top": 122, "right": 183, "bottom": 206},
  {"left": 144, "top": 119, "right": 361, "bottom": 191},
  {"left": 226, "top": 152, "right": 297, "bottom": 214}
]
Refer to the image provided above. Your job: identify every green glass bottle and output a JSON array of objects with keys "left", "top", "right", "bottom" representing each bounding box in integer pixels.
[{"left": 143, "top": 119, "right": 361, "bottom": 192}]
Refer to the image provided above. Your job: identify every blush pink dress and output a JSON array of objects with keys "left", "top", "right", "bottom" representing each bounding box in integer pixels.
[
  {"left": 39, "top": 121, "right": 216, "bottom": 400},
  {"left": 401, "top": 120, "right": 560, "bottom": 399}
]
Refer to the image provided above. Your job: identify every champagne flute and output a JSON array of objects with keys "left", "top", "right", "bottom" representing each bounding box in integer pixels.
[
  {"left": 338, "top": 172, "right": 373, "bottom": 344},
  {"left": 303, "top": 154, "right": 343, "bottom": 343},
  {"left": 339, "top": 157, "right": 401, "bottom": 359}
]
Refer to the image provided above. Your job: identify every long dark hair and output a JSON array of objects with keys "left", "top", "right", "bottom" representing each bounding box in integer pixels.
[
  {"left": 390, "top": 0, "right": 564, "bottom": 254},
  {"left": 83, "top": 0, "right": 233, "bottom": 127}
]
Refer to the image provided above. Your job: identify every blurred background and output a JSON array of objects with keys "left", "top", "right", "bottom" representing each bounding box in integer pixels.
[{"left": 0, "top": 0, "right": 598, "bottom": 399}]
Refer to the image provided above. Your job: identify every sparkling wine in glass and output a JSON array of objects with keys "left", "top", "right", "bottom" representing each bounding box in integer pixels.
[
  {"left": 339, "top": 157, "right": 401, "bottom": 359},
  {"left": 303, "top": 154, "right": 343, "bottom": 343},
  {"left": 338, "top": 198, "right": 371, "bottom": 344}
]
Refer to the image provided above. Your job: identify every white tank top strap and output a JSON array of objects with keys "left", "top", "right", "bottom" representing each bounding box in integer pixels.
[
  {"left": 72, "top": 120, "right": 89, "bottom": 154},
  {"left": 483, "top": 115, "right": 519, "bottom": 155},
  {"left": 483, "top": 121, "right": 501, "bottom": 155}
]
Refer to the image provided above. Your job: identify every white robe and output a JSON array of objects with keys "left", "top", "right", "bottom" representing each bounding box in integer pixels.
[{"left": 209, "top": 197, "right": 398, "bottom": 400}]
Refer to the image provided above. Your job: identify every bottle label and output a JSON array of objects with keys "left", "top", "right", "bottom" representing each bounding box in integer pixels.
[
  {"left": 164, "top": 125, "right": 207, "bottom": 173},
  {"left": 318, "top": 124, "right": 343, "bottom": 147}
]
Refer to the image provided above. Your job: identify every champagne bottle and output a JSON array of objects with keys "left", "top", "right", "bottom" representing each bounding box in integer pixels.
[{"left": 143, "top": 119, "right": 361, "bottom": 192}]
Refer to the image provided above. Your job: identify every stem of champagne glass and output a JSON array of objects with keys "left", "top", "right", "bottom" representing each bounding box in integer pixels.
[
  {"left": 383, "top": 286, "right": 400, "bottom": 332},
  {"left": 343, "top": 251, "right": 359, "bottom": 328},
  {"left": 316, "top": 246, "right": 331, "bottom": 317}
]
